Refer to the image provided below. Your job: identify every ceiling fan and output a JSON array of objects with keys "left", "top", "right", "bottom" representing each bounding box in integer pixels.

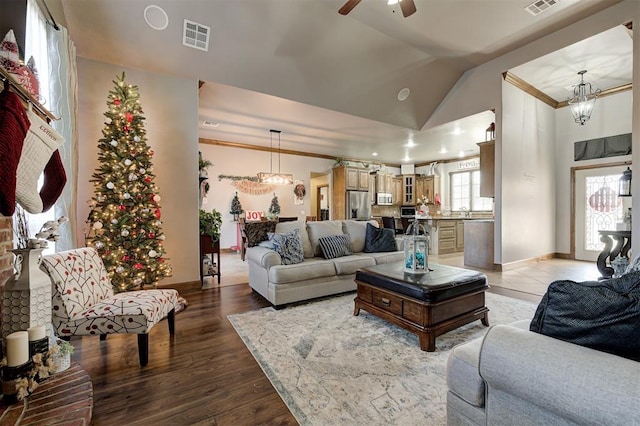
[{"left": 339, "top": 0, "right": 417, "bottom": 17}]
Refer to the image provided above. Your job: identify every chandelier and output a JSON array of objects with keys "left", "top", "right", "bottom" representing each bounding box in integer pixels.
[
  {"left": 257, "top": 130, "right": 294, "bottom": 185},
  {"left": 567, "top": 70, "right": 601, "bottom": 126}
]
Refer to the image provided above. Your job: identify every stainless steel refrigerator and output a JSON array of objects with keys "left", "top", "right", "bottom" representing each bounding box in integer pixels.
[{"left": 346, "top": 191, "right": 371, "bottom": 220}]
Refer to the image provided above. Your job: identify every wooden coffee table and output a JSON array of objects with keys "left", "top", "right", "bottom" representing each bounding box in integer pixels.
[{"left": 354, "top": 262, "right": 489, "bottom": 351}]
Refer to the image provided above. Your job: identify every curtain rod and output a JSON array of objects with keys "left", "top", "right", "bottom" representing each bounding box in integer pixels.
[{"left": 36, "top": 0, "right": 60, "bottom": 31}]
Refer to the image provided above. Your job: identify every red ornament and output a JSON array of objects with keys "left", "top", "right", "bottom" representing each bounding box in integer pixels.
[
  {"left": 118, "top": 204, "right": 126, "bottom": 211},
  {"left": 137, "top": 194, "right": 143, "bottom": 199},
  {"left": 122, "top": 255, "right": 130, "bottom": 261},
  {"left": 114, "top": 99, "right": 120, "bottom": 105},
  {"left": 124, "top": 126, "right": 130, "bottom": 132},
  {"left": 154, "top": 208, "right": 161, "bottom": 219},
  {"left": 125, "top": 112, "right": 133, "bottom": 123},
  {"left": 158, "top": 258, "right": 165, "bottom": 263},
  {"left": 144, "top": 177, "right": 151, "bottom": 183},
  {"left": 134, "top": 263, "right": 143, "bottom": 270},
  {"left": 149, "top": 150, "right": 154, "bottom": 156},
  {"left": 148, "top": 232, "right": 155, "bottom": 238}
]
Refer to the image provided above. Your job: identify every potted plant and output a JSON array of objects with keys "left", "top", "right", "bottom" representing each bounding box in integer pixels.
[
  {"left": 50, "top": 339, "right": 74, "bottom": 373},
  {"left": 199, "top": 209, "right": 222, "bottom": 245},
  {"left": 199, "top": 157, "right": 213, "bottom": 179}
]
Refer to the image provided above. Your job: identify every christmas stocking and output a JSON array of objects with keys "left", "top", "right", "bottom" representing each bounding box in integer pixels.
[
  {"left": 0, "top": 89, "right": 30, "bottom": 216},
  {"left": 15, "top": 108, "right": 66, "bottom": 213}
]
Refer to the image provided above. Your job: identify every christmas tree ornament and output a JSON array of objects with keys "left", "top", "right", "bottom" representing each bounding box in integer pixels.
[
  {"left": 124, "top": 159, "right": 132, "bottom": 166},
  {"left": 118, "top": 205, "right": 126, "bottom": 211},
  {"left": 121, "top": 229, "right": 129, "bottom": 237},
  {"left": 111, "top": 219, "right": 118, "bottom": 224},
  {"left": 128, "top": 173, "right": 137, "bottom": 181},
  {"left": 95, "top": 241, "right": 104, "bottom": 249},
  {"left": 106, "top": 182, "right": 114, "bottom": 189},
  {"left": 93, "top": 222, "right": 103, "bottom": 229},
  {"left": 134, "top": 136, "right": 140, "bottom": 142},
  {"left": 269, "top": 193, "right": 281, "bottom": 216},
  {"left": 115, "top": 266, "right": 124, "bottom": 273},
  {"left": 149, "top": 250, "right": 157, "bottom": 258},
  {"left": 123, "top": 193, "right": 131, "bottom": 199},
  {"left": 139, "top": 168, "right": 146, "bottom": 174},
  {"left": 154, "top": 208, "right": 161, "bottom": 219},
  {"left": 0, "top": 89, "right": 30, "bottom": 215},
  {"left": 153, "top": 195, "right": 160, "bottom": 202},
  {"left": 106, "top": 118, "right": 112, "bottom": 124},
  {"left": 114, "top": 99, "right": 120, "bottom": 105},
  {"left": 110, "top": 139, "right": 117, "bottom": 146}
]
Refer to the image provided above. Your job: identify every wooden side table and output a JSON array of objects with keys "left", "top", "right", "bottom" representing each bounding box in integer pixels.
[{"left": 200, "top": 235, "right": 221, "bottom": 285}]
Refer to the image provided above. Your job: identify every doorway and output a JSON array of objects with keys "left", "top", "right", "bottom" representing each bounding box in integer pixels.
[
  {"left": 317, "top": 185, "right": 329, "bottom": 220},
  {"left": 573, "top": 163, "right": 629, "bottom": 261}
]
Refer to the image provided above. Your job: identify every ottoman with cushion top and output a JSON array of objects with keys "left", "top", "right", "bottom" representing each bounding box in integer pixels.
[{"left": 354, "top": 262, "right": 489, "bottom": 351}]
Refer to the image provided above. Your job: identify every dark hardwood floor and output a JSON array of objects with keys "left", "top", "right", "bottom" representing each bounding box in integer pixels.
[{"left": 72, "top": 284, "right": 298, "bottom": 425}]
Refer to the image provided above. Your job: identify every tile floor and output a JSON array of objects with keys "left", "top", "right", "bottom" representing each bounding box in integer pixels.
[{"left": 203, "top": 249, "right": 600, "bottom": 300}]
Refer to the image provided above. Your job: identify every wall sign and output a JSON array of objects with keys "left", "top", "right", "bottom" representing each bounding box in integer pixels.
[
  {"left": 246, "top": 210, "right": 264, "bottom": 221},
  {"left": 458, "top": 158, "right": 479, "bottom": 170}
]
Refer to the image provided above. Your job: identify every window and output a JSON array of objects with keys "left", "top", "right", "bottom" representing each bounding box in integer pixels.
[{"left": 450, "top": 170, "right": 493, "bottom": 212}]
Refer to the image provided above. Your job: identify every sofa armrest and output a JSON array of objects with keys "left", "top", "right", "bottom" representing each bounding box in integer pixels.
[
  {"left": 246, "top": 246, "right": 282, "bottom": 269},
  {"left": 479, "top": 324, "right": 640, "bottom": 425}
]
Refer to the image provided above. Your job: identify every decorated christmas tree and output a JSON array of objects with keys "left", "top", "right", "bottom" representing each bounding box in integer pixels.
[
  {"left": 229, "top": 191, "right": 244, "bottom": 220},
  {"left": 86, "top": 72, "right": 172, "bottom": 292},
  {"left": 268, "top": 193, "right": 281, "bottom": 216}
]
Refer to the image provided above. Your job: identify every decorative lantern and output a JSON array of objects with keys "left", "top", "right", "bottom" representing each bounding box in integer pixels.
[
  {"left": 404, "top": 219, "right": 428, "bottom": 274},
  {"left": 619, "top": 167, "right": 632, "bottom": 197}
]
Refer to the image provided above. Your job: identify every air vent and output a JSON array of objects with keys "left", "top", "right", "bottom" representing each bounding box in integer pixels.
[
  {"left": 525, "top": 0, "right": 558, "bottom": 16},
  {"left": 183, "top": 19, "right": 210, "bottom": 51},
  {"left": 202, "top": 120, "right": 219, "bottom": 128}
]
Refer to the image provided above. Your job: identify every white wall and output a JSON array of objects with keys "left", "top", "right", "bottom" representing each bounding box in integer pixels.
[
  {"left": 555, "top": 91, "right": 633, "bottom": 254},
  {"left": 501, "top": 81, "right": 557, "bottom": 264},
  {"left": 198, "top": 144, "right": 334, "bottom": 249},
  {"left": 76, "top": 58, "right": 199, "bottom": 285}
]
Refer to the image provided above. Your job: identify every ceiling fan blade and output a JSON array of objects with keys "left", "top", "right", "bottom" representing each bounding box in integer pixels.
[
  {"left": 338, "top": 0, "right": 361, "bottom": 15},
  {"left": 400, "top": 0, "right": 417, "bottom": 17}
]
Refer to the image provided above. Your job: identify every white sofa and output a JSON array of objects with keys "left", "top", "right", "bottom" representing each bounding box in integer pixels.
[{"left": 246, "top": 220, "right": 404, "bottom": 308}]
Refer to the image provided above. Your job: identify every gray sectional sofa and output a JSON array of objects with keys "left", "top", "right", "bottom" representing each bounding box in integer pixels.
[
  {"left": 446, "top": 320, "right": 640, "bottom": 425},
  {"left": 246, "top": 220, "right": 404, "bottom": 307}
]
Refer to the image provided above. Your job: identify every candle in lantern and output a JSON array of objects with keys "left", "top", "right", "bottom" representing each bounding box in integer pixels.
[
  {"left": 6, "top": 331, "right": 29, "bottom": 367},
  {"left": 27, "top": 325, "right": 46, "bottom": 341}
]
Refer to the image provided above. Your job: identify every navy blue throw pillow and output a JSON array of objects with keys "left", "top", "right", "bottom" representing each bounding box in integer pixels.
[
  {"left": 530, "top": 272, "right": 640, "bottom": 361},
  {"left": 364, "top": 223, "right": 397, "bottom": 253}
]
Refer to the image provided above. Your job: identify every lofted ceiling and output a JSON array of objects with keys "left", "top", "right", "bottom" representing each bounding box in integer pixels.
[{"left": 58, "top": 0, "right": 628, "bottom": 165}]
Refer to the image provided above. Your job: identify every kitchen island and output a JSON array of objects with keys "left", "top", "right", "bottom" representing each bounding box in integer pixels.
[{"left": 412, "top": 216, "right": 494, "bottom": 256}]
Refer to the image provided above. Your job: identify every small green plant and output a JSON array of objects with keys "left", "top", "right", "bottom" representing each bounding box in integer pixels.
[
  {"left": 199, "top": 209, "right": 222, "bottom": 242},
  {"left": 55, "top": 340, "right": 74, "bottom": 357},
  {"left": 199, "top": 158, "right": 213, "bottom": 171}
]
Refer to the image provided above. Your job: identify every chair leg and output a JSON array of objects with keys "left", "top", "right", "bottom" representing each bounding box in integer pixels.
[
  {"left": 100, "top": 334, "right": 107, "bottom": 341},
  {"left": 137, "top": 334, "right": 149, "bottom": 366},
  {"left": 167, "top": 309, "right": 175, "bottom": 336}
]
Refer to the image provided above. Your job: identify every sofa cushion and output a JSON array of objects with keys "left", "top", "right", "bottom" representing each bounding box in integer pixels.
[
  {"left": 318, "top": 234, "right": 353, "bottom": 259},
  {"left": 245, "top": 221, "right": 276, "bottom": 247},
  {"left": 268, "top": 258, "right": 337, "bottom": 284},
  {"left": 364, "top": 223, "right": 397, "bottom": 253},
  {"left": 332, "top": 255, "right": 375, "bottom": 275},
  {"left": 275, "top": 220, "right": 313, "bottom": 258},
  {"left": 306, "top": 221, "right": 344, "bottom": 257},
  {"left": 268, "top": 229, "right": 304, "bottom": 265},
  {"left": 446, "top": 335, "right": 485, "bottom": 408},
  {"left": 342, "top": 220, "right": 378, "bottom": 253},
  {"left": 530, "top": 272, "right": 640, "bottom": 361},
  {"left": 357, "top": 251, "right": 404, "bottom": 265}
]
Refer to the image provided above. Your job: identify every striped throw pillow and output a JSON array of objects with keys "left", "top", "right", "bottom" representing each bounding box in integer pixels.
[{"left": 318, "top": 234, "right": 353, "bottom": 259}]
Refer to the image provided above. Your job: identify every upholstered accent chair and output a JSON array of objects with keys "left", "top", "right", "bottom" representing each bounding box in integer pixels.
[{"left": 40, "top": 247, "right": 179, "bottom": 366}]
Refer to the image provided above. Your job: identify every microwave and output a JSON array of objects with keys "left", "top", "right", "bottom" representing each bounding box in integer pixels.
[
  {"left": 376, "top": 193, "right": 393, "bottom": 205},
  {"left": 400, "top": 206, "right": 416, "bottom": 217}
]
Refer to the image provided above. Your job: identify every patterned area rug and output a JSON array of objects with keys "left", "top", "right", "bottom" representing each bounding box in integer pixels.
[{"left": 228, "top": 292, "right": 538, "bottom": 426}]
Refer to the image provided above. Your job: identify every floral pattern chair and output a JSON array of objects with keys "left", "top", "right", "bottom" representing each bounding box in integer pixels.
[{"left": 40, "top": 247, "right": 179, "bottom": 366}]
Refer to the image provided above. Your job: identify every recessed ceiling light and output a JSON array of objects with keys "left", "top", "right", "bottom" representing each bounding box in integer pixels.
[
  {"left": 144, "top": 5, "right": 169, "bottom": 31},
  {"left": 405, "top": 141, "right": 416, "bottom": 148},
  {"left": 372, "top": 152, "right": 378, "bottom": 156},
  {"left": 439, "top": 147, "right": 447, "bottom": 154},
  {"left": 458, "top": 150, "right": 465, "bottom": 157},
  {"left": 397, "top": 88, "right": 410, "bottom": 101}
]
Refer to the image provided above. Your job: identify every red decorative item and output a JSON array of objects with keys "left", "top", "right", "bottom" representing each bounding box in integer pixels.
[
  {"left": 154, "top": 208, "right": 161, "bottom": 219},
  {"left": 131, "top": 150, "right": 137, "bottom": 155},
  {"left": 124, "top": 125, "right": 130, "bottom": 132},
  {"left": 125, "top": 112, "right": 133, "bottom": 123},
  {"left": 159, "top": 258, "right": 165, "bottom": 263},
  {"left": 149, "top": 150, "right": 154, "bottom": 156},
  {"left": 118, "top": 204, "right": 126, "bottom": 211},
  {"left": 122, "top": 255, "right": 130, "bottom": 261},
  {"left": 114, "top": 99, "right": 120, "bottom": 105},
  {"left": 148, "top": 232, "right": 155, "bottom": 238},
  {"left": 144, "top": 177, "right": 151, "bottom": 183},
  {"left": 134, "top": 263, "right": 143, "bottom": 270}
]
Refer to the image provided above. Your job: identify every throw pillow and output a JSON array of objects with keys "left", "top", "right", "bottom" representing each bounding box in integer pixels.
[
  {"left": 529, "top": 272, "right": 640, "bottom": 361},
  {"left": 363, "top": 223, "right": 397, "bottom": 253},
  {"left": 624, "top": 254, "right": 640, "bottom": 275},
  {"left": 244, "top": 221, "right": 276, "bottom": 247},
  {"left": 318, "top": 234, "right": 353, "bottom": 259},
  {"left": 268, "top": 229, "right": 304, "bottom": 265}
]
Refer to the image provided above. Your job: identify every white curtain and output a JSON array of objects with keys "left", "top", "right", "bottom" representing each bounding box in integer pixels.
[
  {"left": 46, "top": 26, "right": 79, "bottom": 251},
  {"left": 25, "top": 0, "right": 49, "bottom": 106}
]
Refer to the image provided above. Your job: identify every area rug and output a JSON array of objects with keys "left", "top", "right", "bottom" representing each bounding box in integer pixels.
[{"left": 228, "top": 292, "right": 538, "bottom": 426}]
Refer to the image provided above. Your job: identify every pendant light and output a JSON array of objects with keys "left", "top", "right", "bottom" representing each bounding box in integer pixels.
[
  {"left": 568, "top": 70, "right": 601, "bottom": 126},
  {"left": 257, "top": 130, "right": 294, "bottom": 185}
]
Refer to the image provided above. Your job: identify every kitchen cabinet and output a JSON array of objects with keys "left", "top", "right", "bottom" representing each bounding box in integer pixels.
[
  {"left": 477, "top": 140, "right": 495, "bottom": 198},
  {"left": 402, "top": 175, "right": 415, "bottom": 205},
  {"left": 332, "top": 166, "right": 369, "bottom": 220},
  {"left": 392, "top": 177, "right": 403, "bottom": 206},
  {"left": 437, "top": 220, "right": 464, "bottom": 254},
  {"left": 375, "top": 172, "right": 393, "bottom": 194},
  {"left": 415, "top": 175, "right": 440, "bottom": 204}
]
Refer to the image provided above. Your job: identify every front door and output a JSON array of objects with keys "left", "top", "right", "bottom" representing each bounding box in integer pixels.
[{"left": 574, "top": 165, "right": 628, "bottom": 261}]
